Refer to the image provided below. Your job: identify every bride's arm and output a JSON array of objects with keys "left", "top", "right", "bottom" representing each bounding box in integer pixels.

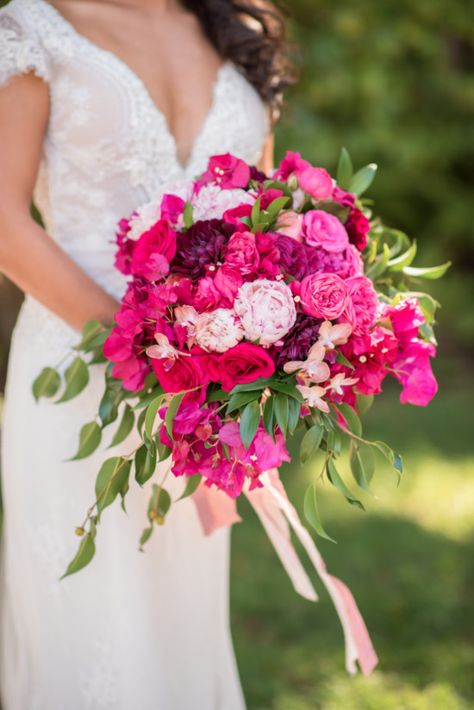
[
  {"left": 258, "top": 134, "right": 275, "bottom": 174},
  {"left": 0, "top": 74, "right": 120, "bottom": 331}
]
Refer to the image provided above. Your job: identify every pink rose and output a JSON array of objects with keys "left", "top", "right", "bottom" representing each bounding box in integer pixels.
[
  {"left": 131, "top": 219, "right": 177, "bottom": 281},
  {"left": 223, "top": 231, "right": 260, "bottom": 274},
  {"left": 303, "top": 210, "right": 349, "bottom": 253},
  {"left": 298, "top": 166, "right": 333, "bottom": 199},
  {"left": 300, "top": 273, "right": 350, "bottom": 320},
  {"left": 218, "top": 343, "right": 275, "bottom": 392},
  {"left": 275, "top": 211, "right": 304, "bottom": 241},
  {"left": 151, "top": 354, "right": 206, "bottom": 394},
  {"left": 201, "top": 153, "right": 251, "bottom": 190},
  {"left": 343, "top": 276, "right": 379, "bottom": 335},
  {"left": 234, "top": 279, "right": 297, "bottom": 346}
]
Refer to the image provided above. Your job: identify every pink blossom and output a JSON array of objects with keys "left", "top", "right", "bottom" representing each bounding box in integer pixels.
[
  {"left": 200, "top": 153, "right": 251, "bottom": 190},
  {"left": 300, "top": 273, "right": 351, "bottom": 320},
  {"left": 130, "top": 219, "right": 177, "bottom": 281},
  {"left": 219, "top": 422, "right": 290, "bottom": 472},
  {"left": 303, "top": 210, "right": 349, "bottom": 253},
  {"left": 317, "top": 321, "right": 353, "bottom": 349},
  {"left": 160, "top": 194, "right": 186, "bottom": 228},
  {"left": 296, "top": 385, "right": 330, "bottom": 413},
  {"left": 383, "top": 298, "right": 425, "bottom": 342},
  {"left": 284, "top": 343, "right": 331, "bottom": 384},
  {"left": 146, "top": 333, "right": 182, "bottom": 370},
  {"left": 195, "top": 309, "right": 244, "bottom": 352},
  {"left": 394, "top": 339, "right": 438, "bottom": 406},
  {"left": 298, "top": 166, "right": 333, "bottom": 200},
  {"left": 234, "top": 279, "right": 297, "bottom": 346},
  {"left": 223, "top": 231, "right": 260, "bottom": 275}
]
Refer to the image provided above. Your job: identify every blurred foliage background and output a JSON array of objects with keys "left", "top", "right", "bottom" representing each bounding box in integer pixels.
[{"left": 0, "top": 0, "right": 473, "bottom": 708}]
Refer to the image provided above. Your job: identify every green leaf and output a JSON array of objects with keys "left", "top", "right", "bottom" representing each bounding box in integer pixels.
[
  {"left": 108, "top": 404, "right": 135, "bottom": 448},
  {"left": 176, "top": 474, "right": 202, "bottom": 501},
  {"left": 274, "top": 393, "right": 289, "bottom": 437},
  {"left": 326, "top": 458, "right": 365, "bottom": 510},
  {"left": 388, "top": 240, "right": 417, "bottom": 270},
  {"left": 144, "top": 394, "right": 166, "bottom": 441},
  {"left": 32, "top": 367, "right": 61, "bottom": 401},
  {"left": 350, "top": 446, "right": 374, "bottom": 493},
  {"left": 240, "top": 399, "right": 261, "bottom": 449},
  {"left": 183, "top": 201, "right": 194, "bottom": 229},
  {"left": 263, "top": 396, "right": 275, "bottom": 436},
  {"left": 313, "top": 200, "right": 351, "bottom": 222},
  {"left": 226, "top": 391, "right": 261, "bottom": 415},
  {"left": 230, "top": 378, "right": 273, "bottom": 394},
  {"left": 335, "top": 351, "right": 355, "bottom": 370},
  {"left": 135, "top": 444, "right": 157, "bottom": 486},
  {"left": 365, "top": 242, "right": 391, "bottom": 280},
  {"left": 139, "top": 525, "right": 154, "bottom": 550},
  {"left": 373, "top": 441, "right": 403, "bottom": 475},
  {"left": 269, "top": 381, "right": 304, "bottom": 401},
  {"left": 132, "top": 386, "right": 165, "bottom": 410},
  {"left": 356, "top": 394, "right": 374, "bottom": 417},
  {"left": 165, "top": 392, "right": 185, "bottom": 440},
  {"left": 147, "top": 483, "right": 172, "bottom": 524},
  {"left": 337, "top": 147, "right": 353, "bottom": 190},
  {"left": 337, "top": 402, "right": 362, "bottom": 437},
  {"left": 265, "top": 195, "right": 290, "bottom": 218},
  {"left": 300, "top": 423, "right": 323, "bottom": 464},
  {"left": 206, "top": 387, "right": 231, "bottom": 402},
  {"left": 74, "top": 320, "right": 109, "bottom": 353},
  {"left": 349, "top": 163, "right": 378, "bottom": 197},
  {"left": 95, "top": 457, "right": 131, "bottom": 513},
  {"left": 60, "top": 532, "right": 96, "bottom": 579},
  {"left": 287, "top": 396, "right": 301, "bottom": 434},
  {"left": 304, "top": 485, "right": 336, "bottom": 543},
  {"left": 56, "top": 357, "right": 89, "bottom": 403},
  {"left": 251, "top": 195, "right": 262, "bottom": 229},
  {"left": 70, "top": 421, "right": 102, "bottom": 460},
  {"left": 402, "top": 262, "right": 451, "bottom": 280},
  {"left": 98, "top": 377, "right": 124, "bottom": 426}
]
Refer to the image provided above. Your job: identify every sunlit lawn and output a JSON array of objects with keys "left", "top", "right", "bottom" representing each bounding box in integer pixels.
[{"left": 231, "top": 357, "right": 474, "bottom": 709}]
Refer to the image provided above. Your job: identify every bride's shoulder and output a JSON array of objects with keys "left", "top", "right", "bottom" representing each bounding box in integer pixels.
[{"left": 0, "top": 0, "right": 52, "bottom": 87}]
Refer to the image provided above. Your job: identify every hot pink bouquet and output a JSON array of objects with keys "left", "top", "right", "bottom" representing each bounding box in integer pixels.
[{"left": 33, "top": 149, "right": 449, "bottom": 675}]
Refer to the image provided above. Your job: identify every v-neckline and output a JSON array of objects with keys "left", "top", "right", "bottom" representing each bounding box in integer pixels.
[{"left": 37, "top": 0, "right": 230, "bottom": 172}]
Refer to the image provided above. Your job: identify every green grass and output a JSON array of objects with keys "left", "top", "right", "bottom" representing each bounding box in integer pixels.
[{"left": 231, "top": 360, "right": 474, "bottom": 709}]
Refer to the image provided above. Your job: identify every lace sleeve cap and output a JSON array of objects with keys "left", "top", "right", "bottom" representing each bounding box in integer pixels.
[{"left": 0, "top": 5, "right": 51, "bottom": 87}]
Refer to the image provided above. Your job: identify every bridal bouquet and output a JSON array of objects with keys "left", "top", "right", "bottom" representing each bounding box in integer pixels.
[{"left": 33, "top": 149, "right": 448, "bottom": 674}]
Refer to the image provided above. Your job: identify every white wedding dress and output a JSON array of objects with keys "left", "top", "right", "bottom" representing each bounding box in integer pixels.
[{"left": 0, "top": 1, "right": 269, "bottom": 708}]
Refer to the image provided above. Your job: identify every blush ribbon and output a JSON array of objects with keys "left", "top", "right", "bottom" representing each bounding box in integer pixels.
[{"left": 192, "top": 470, "right": 378, "bottom": 676}]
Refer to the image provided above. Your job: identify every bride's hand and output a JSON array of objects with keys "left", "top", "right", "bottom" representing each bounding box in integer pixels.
[{"left": 0, "top": 72, "right": 120, "bottom": 330}]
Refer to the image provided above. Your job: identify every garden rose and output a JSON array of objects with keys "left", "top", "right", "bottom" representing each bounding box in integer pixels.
[
  {"left": 275, "top": 211, "right": 304, "bottom": 241},
  {"left": 223, "top": 231, "right": 260, "bottom": 274},
  {"left": 152, "top": 354, "right": 206, "bottom": 393},
  {"left": 218, "top": 343, "right": 275, "bottom": 392},
  {"left": 234, "top": 279, "right": 297, "bottom": 346},
  {"left": 300, "top": 273, "right": 350, "bottom": 320},
  {"left": 343, "top": 276, "right": 379, "bottom": 335},
  {"left": 303, "top": 210, "right": 349, "bottom": 253},
  {"left": 298, "top": 166, "right": 333, "bottom": 200},
  {"left": 130, "top": 219, "right": 177, "bottom": 281},
  {"left": 195, "top": 309, "right": 244, "bottom": 353}
]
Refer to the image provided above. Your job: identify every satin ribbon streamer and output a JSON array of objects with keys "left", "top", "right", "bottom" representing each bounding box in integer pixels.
[{"left": 192, "top": 470, "right": 378, "bottom": 676}]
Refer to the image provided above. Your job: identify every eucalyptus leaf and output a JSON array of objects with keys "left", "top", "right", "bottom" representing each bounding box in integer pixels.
[
  {"left": 337, "top": 147, "right": 353, "bottom": 190},
  {"left": 56, "top": 357, "right": 89, "bottom": 403},
  {"left": 349, "top": 163, "right": 378, "bottom": 197},
  {"left": 32, "top": 367, "right": 61, "bottom": 401}
]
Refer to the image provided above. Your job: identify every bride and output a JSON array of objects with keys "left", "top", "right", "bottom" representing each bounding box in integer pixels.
[{"left": 0, "top": 0, "right": 291, "bottom": 707}]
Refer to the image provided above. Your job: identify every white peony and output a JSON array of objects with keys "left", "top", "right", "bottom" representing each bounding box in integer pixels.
[
  {"left": 191, "top": 184, "right": 255, "bottom": 222},
  {"left": 234, "top": 279, "right": 297, "bottom": 346}
]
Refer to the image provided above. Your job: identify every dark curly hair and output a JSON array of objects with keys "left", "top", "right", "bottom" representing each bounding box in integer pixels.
[{"left": 182, "top": 0, "right": 294, "bottom": 120}]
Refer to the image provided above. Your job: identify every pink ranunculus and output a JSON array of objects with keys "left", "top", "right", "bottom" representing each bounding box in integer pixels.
[
  {"left": 298, "top": 166, "right": 333, "bottom": 200},
  {"left": 130, "top": 219, "right": 177, "bottom": 281},
  {"left": 151, "top": 354, "right": 207, "bottom": 394},
  {"left": 234, "top": 279, "right": 297, "bottom": 346},
  {"left": 201, "top": 153, "right": 251, "bottom": 190},
  {"left": 223, "top": 231, "right": 260, "bottom": 275},
  {"left": 218, "top": 342, "right": 275, "bottom": 392},
  {"left": 344, "top": 275, "right": 379, "bottom": 335},
  {"left": 275, "top": 211, "right": 304, "bottom": 241},
  {"left": 300, "top": 273, "right": 350, "bottom": 320},
  {"left": 195, "top": 309, "right": 244, "bottom": 353},
  {"left": 303, "top": 210, "right": 349, "bottom": 253}
]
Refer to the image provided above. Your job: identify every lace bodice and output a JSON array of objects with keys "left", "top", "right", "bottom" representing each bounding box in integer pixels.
[{"left": 0, "top": 0, "right": 269, "bottom": 301}]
